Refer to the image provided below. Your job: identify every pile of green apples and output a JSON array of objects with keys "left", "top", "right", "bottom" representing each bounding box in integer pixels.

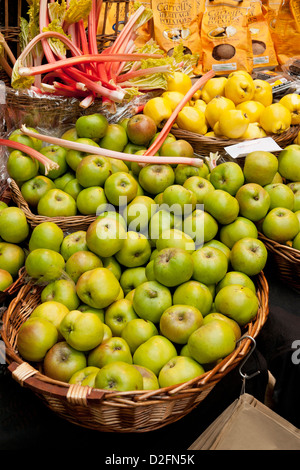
[{"left": 2, "top": 110, "right": 300, "bottom": 393}]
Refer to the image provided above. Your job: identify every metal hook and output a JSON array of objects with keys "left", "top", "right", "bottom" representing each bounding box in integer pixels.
[{"left": 237, "top": 335, "right": 260, "bottom": 394}]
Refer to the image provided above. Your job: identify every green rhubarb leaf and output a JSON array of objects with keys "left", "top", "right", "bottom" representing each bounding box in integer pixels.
[
  {"left": 42, "top": 20, "right": 71, "bottom": 57},
  {"left": 132, "top": 2, "right": 153, "bottom": 30},
  {"left": 11, "top": 58, "right": 35, "bottom": 89},
  {"left": 64, "top": 0, "right": 92, "bottom": 25},
  {"left": 48, "top": 0, "right": 67, "bottom": 23}
]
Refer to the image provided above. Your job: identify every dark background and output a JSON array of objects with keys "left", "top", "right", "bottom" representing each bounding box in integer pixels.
[{"left": 0, "top": 253, "right": 299, "bottom": 452}]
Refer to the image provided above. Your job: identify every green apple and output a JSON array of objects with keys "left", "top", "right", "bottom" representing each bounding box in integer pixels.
[
  {"left": 183, "top": 209, "right": 218, "bottom": 246},
  {"left": 65, "top": 250, "right": 103, "bottom": 283},
  {"left": 60, "top": 230, "right": 88, "bottom": 261},
  {"left": 133, "top": 335, "right": 177, "bottom": 376},
  {"left": 86, "top": 216, "right": 126, "bottom": 258},
  {"left": 216, "top": 270, "right": 256, "bottom": 294},
  {"left": 0, "top": 268, "right": 13, "bottom": 291},
  {"left": 123, "top": 142, "right": 147, "bottom": 156},
  {"left": 162, "top": 184, "right": 196, "bottom": 215},
  {"left": 76, "top": 155, "right": 112, "bottom": 188},
  {"left": 28, "top": 221, "right": 64, "bottom": 252},
  {"left": 235, "top": 183, "right": 271, "bottom": 222},
  {"left": 209, "top": 161, "right": 244, "bottom": 195},
  {"left": 287, "top": 182, "right": 300, "bottom": 212},
  {"left": 264, "top": 183, "right": 295, "bottom": 211},
  {"left": 203, "top": 239, "right": 231, "bottom": 261},
  {"left": 76, "top": 267, "right": 121, "bottom": 309},
  {"left": 63, "top": 178, "right": 84, "bottom": 201},
  {"left": 59, "top": 309, "right": 104, "bottom": 351},
  {"left": 132, "top": 280, "right": 172, "bottom": 323},
  {"left": 174, "top": 164, "right": 210, "bottom": 186},
  {"left": 43, "top": 341, "right": 87, "bottom": 382},
  {"left": 41, "top": 278, "right": 80, "bottom": 310},
  {"left": 183, "top": 176, "right": 215, "bottom": 204},
  {"left": 8, "top": 127, "right": 42, "bottom": 151},
  {"left": 115, "top": 231, "right": 151, "bottom": 268},
  {"left": 104, "top": 298, "right": 138, "bottom": 336},
  {"left": 65, "top": 138, "right": 100, "bottom": 171},
  {"left": 97, "top": 210, "right": 127, "bottom": 230},
  {"left": 39, "top": 145, "right": 68, "bottom": 179},
  {"left": 202, "top": 313, "right": 241, "bottom": 341},
  {"left": 180, "top": 344, "right": 192, "bottom": 357},
  {"left": 123, "top": 195, "right": 156, "bottom": 233},
  {"left": 76, "top": 186, "right": 107, "bottom": 215},
  {"left": 214, "top": 284, "right": 259, "bottom": 326},
  {"left": 173, "top": 280, "right": 213, "bottom": 317},
  {"left": 121, "top": 318, "right": 158, "bottom": 354},
  {"left": 126, "top": 114, "right": 157, "bottom": 146},
  {"left": 203, "top": 189, "right": 239, "bottom": 225},
  {"left": 60, "top": 127, "right": 78, "bottom": 141},
  {"left": 54, "top": 171, "right": 76, "bottom": 190},
  {"left": 94, "top": 361, "right": 143, "bottom": 391},
  {"left": 101, "top": 256, "right": 122, "bottom": 281},
  {"left": 153, "top": 247, "right": 194, "bottom": 287},
  {"left": 119, "top": 267, "right": 148, "bottom": 295},
  {"left": 243, "top": 151, "right": 278, "bottom": 186},
  {"left": 132, "top": 364, "right": 160, "bottom": 390},
  {"left": 99, "top": 123, "right": 128, "bottom": 152},
  {"left": 30, "top": 300, "right": 69, "bottom": 334},
  {"left": 104, "top": 171, "right": 138, "bottom": 206},
  {"left": 69, "top": 366, "right": 101, "bottom": 385},
  {"left": 188, "top": 320, "right": 236, "bottom": 364},
  {"left": 159, "top": 304, "right": 203, "bottom": 344},
  {"left": 149, "top": 210, "right": 179, "bottom": 246},
  {"left": 0, "top": 207, "right": 29, "bottom": 244},
  {"left": 277, "top": 145, "right": 300, "bottom": 182},
  {"left": 17, "top": 317, "right": 58, "bottom": 362},
  {"left": 88, "top": 336, "right": 132, "bottom": 368},
  {"left": 7, "top": 150, "right": 39, "bottom": 182},
  {"left": 262, "top": 207, "right": 299, "bottom": 243},
  {"left": 219, "top": 216, "right": 258, "bottom": 249},
  {"left": 75, "top": 113, "right": 108, "bottom": 141},
  {"left": 230, "top": 237, "right": 268, "bottom": 276},
  {"left": 21, "top": 175, "right": 56, "bottom": 207},
  {"left": 156, "top": 228, "right": 195, "bottom": 253},
  {"left": 138, "top": 164, "right": 175, "bottom": 195},
  {"left": 158, "top": 356, "right": 205, "bottom": 388},
  {"left": 25, "top": 248, "right": 65, "bottom": 283},
  {"left": 37, "top": 188, "right": 77, "bottom": 217},
  {"left": 77, "top": 304, "right": 105, "bottom": 323},
  {"left": 292, "top": 232, "right": 300, "bottom": 250},
  {"left": 160, "top": 139, "right": 194, "bottom": 159},
  {"left": 192, "top": 246, "right": 228, "bottom": 285},
  {"left": 0, "top": 201, "right": 8, "bottom": 212},
  {"left": 0, "top": 242, "right": 25, "bottom": 277}
]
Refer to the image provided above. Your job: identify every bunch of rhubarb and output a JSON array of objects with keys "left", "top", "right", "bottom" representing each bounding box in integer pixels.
[{"left": 2, "top": 0, "right": 198, "bottom": 110}]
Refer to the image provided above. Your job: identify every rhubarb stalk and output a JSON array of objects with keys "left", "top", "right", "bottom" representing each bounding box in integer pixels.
[{"left": 20, "top": 125, "right": 204, "bottom": 167}]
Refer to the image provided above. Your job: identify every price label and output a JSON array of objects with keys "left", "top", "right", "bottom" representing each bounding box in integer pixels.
[{"left": 224, "top": 137, "right": 282, "bottom": 159}]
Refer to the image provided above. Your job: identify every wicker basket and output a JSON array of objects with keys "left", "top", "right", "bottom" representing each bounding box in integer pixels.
[
  {"left": 8, "top": 178, "right": 97, "bottom": 231},
  {"left": 259, "top": 232, "right": 300, "bottom": 292},
  {"left": 171, "top": 126, "right": 300, "bottom": 160},
  {"left": 1, "top": 271, "right": 269, "bottom": 433}
]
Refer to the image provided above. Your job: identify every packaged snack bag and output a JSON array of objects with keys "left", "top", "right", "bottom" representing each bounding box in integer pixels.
[
  {"left": 151, "top": 0, "right": 203, "bottom": 57},
  {"left": 248, "top": 0, "right": 278, "bottom": 69},
  {"left": 201, "top": 0, "right": 253, "bottom": 74},
  {"left": 272, "top": 0, "right": 300, "bottom": 65}
]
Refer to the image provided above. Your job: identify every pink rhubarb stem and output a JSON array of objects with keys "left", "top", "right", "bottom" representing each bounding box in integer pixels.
[
  {"left": 0, "top": 139, "right": 59, "bottom": 175},
  {"left": 18, "top": 53, "right": 164, "bottom": 77},
  {"left": 20, "top": 126, "right": 203, "bottom": 167},
  {"left": 144, "top": 70, "right": 216, "bottom": 157},
  {"left": 117, "top": 65, "right": 171, "bottom": 83}
]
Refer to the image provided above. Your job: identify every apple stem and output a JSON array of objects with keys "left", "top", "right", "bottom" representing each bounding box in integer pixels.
[{"left": 20, "top": 125, "right": 204, "bottom": 167}]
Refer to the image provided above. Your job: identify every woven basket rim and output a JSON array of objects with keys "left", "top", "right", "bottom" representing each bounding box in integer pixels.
[
  {"left": 258, "top": 231, "right": 300, "bottom": 263},
  {"left": 1, "top": 271, "right": 269, "bottom": 406}
]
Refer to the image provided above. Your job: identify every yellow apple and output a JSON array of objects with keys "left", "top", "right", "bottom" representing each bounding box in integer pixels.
[
  {"left": 279, "top": 93, "right": 300, "bottom": 125},
  {"left": 201, "top": 76, "right": 228, "bottom": 103},
  {"left": 253, "top": 79, "right": 273, "bottom": 107}
]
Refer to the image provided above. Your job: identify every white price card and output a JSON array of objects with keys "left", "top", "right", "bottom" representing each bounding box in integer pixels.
[{"left": 224, "top": 137, "right": 282, "bottom": 159}]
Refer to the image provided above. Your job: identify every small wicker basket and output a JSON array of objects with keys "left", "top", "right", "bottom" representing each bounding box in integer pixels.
[
  {"left": 171, "top": 126, "right": 300, "bottom": 160},
  {"left": 258, "top": 232, "right": 300, "bottom": 292},
  {"left": 1, "top": 271, "right": 269, "bottom": 433}
]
